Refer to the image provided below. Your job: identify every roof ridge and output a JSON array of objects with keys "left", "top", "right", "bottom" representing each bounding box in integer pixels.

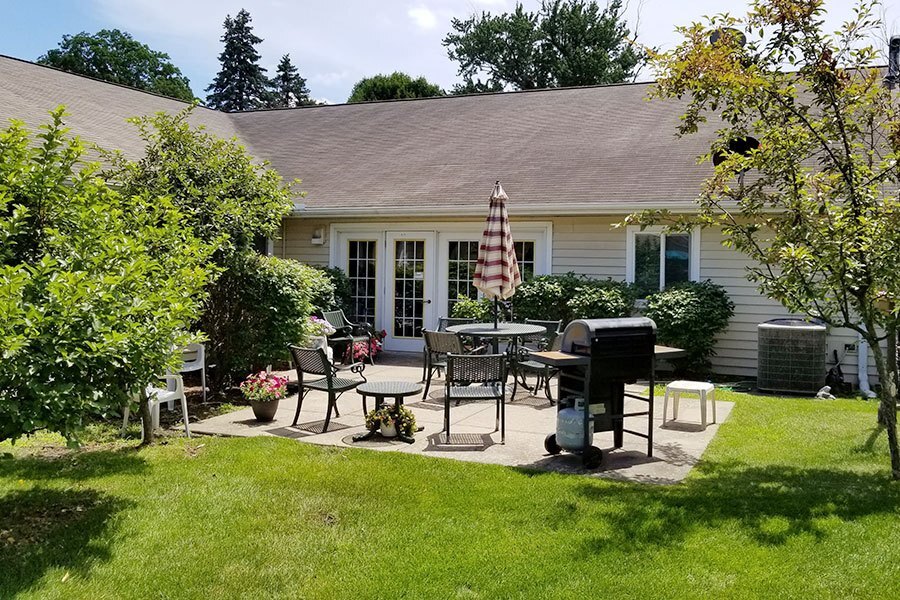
[
  {"left": 228, "top": 78, "right": 659, "bottom": 114},
  {"left": 0, "top": 53, "right": 216, "bottom": 110}
]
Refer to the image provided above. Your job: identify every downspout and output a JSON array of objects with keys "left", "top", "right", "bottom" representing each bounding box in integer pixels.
[{"left": 858, "top": 334, "right": 877, "bottom": 398}]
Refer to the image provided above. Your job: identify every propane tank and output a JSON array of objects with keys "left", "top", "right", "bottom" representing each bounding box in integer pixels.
[{"left": 556, "top": 396, "right": 593, "bottom": 451}]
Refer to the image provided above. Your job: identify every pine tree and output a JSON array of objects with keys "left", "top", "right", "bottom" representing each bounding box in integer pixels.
[
  {"left": 267, "top": 54, "right": 315, "bottom": 108},
  {"left": 205, "top": 9, "right": 269, "bottom": 111}
]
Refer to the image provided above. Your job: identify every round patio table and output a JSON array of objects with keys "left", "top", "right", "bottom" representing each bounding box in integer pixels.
[
  {"left": 446, "top": 322, "right": 546, "bottom": 398},
  {"left": 352, "top": 380, "right": 423, "bottom": 444}
]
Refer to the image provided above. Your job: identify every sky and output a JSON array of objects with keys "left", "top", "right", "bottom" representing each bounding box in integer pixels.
[{"left": 0, "top": 0, "right": 896, "bottom": 104}]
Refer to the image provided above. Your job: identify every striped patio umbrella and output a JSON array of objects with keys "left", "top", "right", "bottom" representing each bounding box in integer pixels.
[{"left": 473, "top": 181, "right": 522, "bottom": 328}]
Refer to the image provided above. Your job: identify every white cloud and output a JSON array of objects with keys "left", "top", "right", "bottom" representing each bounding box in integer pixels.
[{"left": 408, "top": 6, "right": 438, "bottom": 31}]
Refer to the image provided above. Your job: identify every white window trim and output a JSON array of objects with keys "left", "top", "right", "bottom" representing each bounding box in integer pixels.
[{"left": 625, "top": 225, "right": 701, "bottom": 289}]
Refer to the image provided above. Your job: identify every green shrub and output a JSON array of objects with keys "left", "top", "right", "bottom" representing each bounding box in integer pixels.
[
  {"left": 200, "top": 255, "right": 320, "bottom": 392},
  {"left": 567, "top": 280, "right": 637, "bottom": 320},
  {"left": 513, "top": 272, "right": 585, "bottom": 323},
  {"left": 450, "top": 296, "right": 497, "bottom": 322},
  {"left": 314, "top": 266, "right": 351, "bottom": 314},
  {"left": 643, "top": 280, "right": 735, "bottom": 375},
  {"left": 0, "top": 108, "right": 213, "bottom": 444}
]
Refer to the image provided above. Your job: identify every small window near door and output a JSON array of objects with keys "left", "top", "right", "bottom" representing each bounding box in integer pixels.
[
  {"left": 348, "top": 240, "right": 377, "bottom": 325},
  {"left": 627, "top": 229, "right": 696, "bottom": 298}
]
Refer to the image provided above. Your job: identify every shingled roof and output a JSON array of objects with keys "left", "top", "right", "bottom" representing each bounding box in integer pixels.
[{"left": 0, "top": 55, "right": 712, "bottom": 216}]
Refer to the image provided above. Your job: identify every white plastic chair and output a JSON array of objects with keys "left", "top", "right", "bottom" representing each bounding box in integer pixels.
[
  {"left": 122, "top": 374, "right": 191, "bottom": 438},
  {"left": 177, "top": 343, "right": 206, "bottom": 406}
]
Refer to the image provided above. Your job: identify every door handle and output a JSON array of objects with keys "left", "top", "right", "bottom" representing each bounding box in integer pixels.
[{"left": 424, "top": 299, "right": 432, "bottom": 304}]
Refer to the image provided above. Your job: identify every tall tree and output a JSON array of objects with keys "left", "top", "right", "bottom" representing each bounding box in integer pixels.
[
  {"left": 206, "top": 9, "right": 269, "bottom": 111},
  {"left": 630, "top": 0, "right": 900, "bottom": 478},
  {"left": 443, "top": 0, "right": 644, "bottom": 91},
  {"left": 347, "top": 72, "right": 444, "bottom": 103},
  {"left": 37, "top": 29, "right": 194, "bottom": 101},
  {"left": 267, "top": 54, "right": 316, "bottom": 108}
]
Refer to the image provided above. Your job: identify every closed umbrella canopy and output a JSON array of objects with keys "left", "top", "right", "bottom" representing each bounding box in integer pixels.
[{"left": 473, "top": 182, "right": 521, "bottom": 326}]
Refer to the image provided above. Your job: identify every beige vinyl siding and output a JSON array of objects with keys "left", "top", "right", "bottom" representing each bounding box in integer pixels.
[
  {"left": 279, "top": 218, "right": 329, "bottom": 266},
  {"left": 552, "top": 217, "right": 626, "bottom": 278},
  {"left": 279, "top": 215, "right": 874, "bottom": 383}
]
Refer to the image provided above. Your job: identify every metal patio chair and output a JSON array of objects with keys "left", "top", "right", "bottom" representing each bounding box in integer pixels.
[
  {"left": 443, "top": 353, "right": 507, "bottom": 444},
  {"left": 420, "top": 317, "right": 477, "bottom": 382},
  {"left": 320, "top": 309, "right": 376, "bottom": 365},
  {"left": 289, "top": 345, "right": 367, "bottom": 433},
  {"left": 422, "top": 329, "right": 487, "bottom": 400}
]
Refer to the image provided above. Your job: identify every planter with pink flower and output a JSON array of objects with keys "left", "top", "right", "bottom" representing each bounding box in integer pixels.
[
  {"left": 241, "top": 371, "right": 288, "bottom": 422},
  {"left": 350, "top": 329, "right": 388, "bottom": 362}
]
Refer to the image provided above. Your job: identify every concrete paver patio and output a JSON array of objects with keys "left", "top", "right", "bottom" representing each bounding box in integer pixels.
[{"left": 192, "top": 353, "right": 732, "bottom": 484}]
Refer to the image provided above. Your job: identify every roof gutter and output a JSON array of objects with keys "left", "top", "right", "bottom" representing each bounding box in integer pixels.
[{"left": 289, "top": 202, "right": 704, "bottom": 218}]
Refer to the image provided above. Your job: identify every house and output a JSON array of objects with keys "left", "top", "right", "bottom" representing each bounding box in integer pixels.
[{"left": 0, "top": 54, "right": 871, "bottom": 384}]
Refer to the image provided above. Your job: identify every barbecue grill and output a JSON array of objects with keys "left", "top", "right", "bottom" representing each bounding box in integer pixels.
[{"left": 540, "top": 317, "right": 657, "bottom": 468}]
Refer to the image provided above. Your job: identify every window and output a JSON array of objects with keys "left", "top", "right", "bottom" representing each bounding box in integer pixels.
[
  {"left": 393, "top": 240, "right": 425, "bottom": 338},
  {"left": 447, "top": 241, "right": 479, "bottom": 312},
  {"left": 626, "top": 227, "right": 699, "bottom": 297},
  {"left": 347, "top": 240, "right": 377, "bottom": 325},
  {"left": 515, "top": 241, "right": 535, "bottom": 281},
  {"left": 445, "top": 240, "right": 536, "bottom": 313}
]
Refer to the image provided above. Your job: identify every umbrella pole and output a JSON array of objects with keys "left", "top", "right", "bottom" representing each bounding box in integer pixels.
[{"left": 494, "top": 297, "right": 499, "bottom": 329}]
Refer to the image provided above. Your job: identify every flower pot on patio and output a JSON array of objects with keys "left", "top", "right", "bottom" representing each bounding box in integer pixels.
[
  {"left": 240, "top": 371, "right": 288, "bottom": 423},
  {"left": 251, "top": 399, "right": 279, "bottom": 422},
  {"left": 379, "top": 422, "right": 398, "bottom": 438}
]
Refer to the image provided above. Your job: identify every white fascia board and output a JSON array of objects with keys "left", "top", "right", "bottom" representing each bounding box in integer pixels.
[{"left": 289, "top": 201, "right": 703, "bottom": 218}]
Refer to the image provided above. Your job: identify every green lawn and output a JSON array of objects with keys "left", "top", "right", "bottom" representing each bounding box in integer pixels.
[{"left": 2, "top": 391, "right": 899, "bottom": 599}]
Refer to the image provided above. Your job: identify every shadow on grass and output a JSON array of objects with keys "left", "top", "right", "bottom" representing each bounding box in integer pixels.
[
  {"left": 0, "top": 448, "right": 148, "bottom": 481},
  {"left": 573, "top": 461, "right": 900, "bottom": 553},
  {"left": 0, "top": 487, "right": 131, "bottom": 596}
]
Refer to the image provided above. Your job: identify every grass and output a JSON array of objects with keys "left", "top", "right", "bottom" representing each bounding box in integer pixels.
[{"left": 2, "top": 391, "right": 900, "bottom": 599}]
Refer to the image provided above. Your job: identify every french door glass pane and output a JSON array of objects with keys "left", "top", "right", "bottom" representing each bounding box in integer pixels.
[
  {"left": 514, "top": 241, "right": 535, "bottom": 281},
  {"left": 394, "top": 240, "right": 425, "bottom": 338},
  {"left": 634, "top": 234, "right": 661, "bottom": 298},
  {"left": 664, "top": 234, "right": 690, "bottom": 287},
  {"left": 447, "top": 241, "right": 479, "bottom": 312},
  {"left": 347, "top": 240, "right": 376, "bottom": 325}
]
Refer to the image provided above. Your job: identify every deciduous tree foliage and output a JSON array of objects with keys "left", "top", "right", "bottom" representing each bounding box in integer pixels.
[
  {"left": 347, "top": 72, "right": 445, "bottom": 103},
  {"left": 105, "top": 108, "right": 297, "bottom": 393},
  {"left": 629, "top": 0, "right": 900, "bottom": 478},
  {"left": 0, "top": 108, "right": 213, "bottom": 444},
  {"left": 443, "top": 0, "right": 644, "bottom": 92},
  {"left": 206, "top": 9, "right": 270, "bottom": 111},
  {"left": 38, "top": 29, "right": 195, "bottom": 102}
]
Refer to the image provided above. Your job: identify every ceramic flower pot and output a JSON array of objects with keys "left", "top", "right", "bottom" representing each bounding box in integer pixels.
[
  {"left": 251, "top": 399, "right": 279, "bottom": 422},
  {"left": 379, "top": 422, "right": 398, "bottom": 438}
]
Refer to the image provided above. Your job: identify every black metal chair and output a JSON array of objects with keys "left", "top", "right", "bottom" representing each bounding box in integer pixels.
[
  {"left": 444, "top": 353, "right": 507, "bottom": 444},
  {"left": 422, "top": 330, "right": 466, "bottom": 399},
  {"left": 289, "top": 345, "right": 367, "bottom": 433},
  {"left": 511, "top": 319, "right": 562, "bottom": 401},
  {"left": 437, "top": 316, "right": 476, "bottom": 331},
  {"left": 517, "top": 334, "right": 563, "bottom": 403},
  {"left": 320, "top": 309, "right": 376, "bottom": 365}
]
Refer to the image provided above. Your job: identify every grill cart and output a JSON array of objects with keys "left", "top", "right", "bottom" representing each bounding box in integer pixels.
[{"left": 529, "top": 318, "right": 659, "bottom": 469}]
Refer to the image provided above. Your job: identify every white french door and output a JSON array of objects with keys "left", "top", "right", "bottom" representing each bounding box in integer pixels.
[
  {"left": 382, "top": 231, "right": 437, "bottom": 351},
  {"left": 331, "top": 222, "right": 551, "bottom": 353}
]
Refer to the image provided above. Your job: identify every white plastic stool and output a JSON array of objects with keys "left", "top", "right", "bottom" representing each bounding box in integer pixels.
[{"left": 663, "top": 380, "right": 716, "bottom": 428}]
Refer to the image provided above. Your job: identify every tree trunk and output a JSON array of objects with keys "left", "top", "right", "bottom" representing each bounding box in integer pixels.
[
  {"left": 868, "top": 330, "right": 900, "bottom": 480},
  {"left": 139, "top": 387, "right": 155, "bottom": 446}
]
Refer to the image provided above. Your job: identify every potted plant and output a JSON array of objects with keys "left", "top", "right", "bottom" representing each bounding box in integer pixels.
[
  {"left": 364, "top": 403, "right": 417, "bottom": 439},
  {"left": 351, "top": 329, "right": 388, "bottom": 362},
  {"left": 305, "top": 315, "right": 337, "bottom": 350},
  {"left": 240, "top": 371, "right": 288, "bottom": 422}
]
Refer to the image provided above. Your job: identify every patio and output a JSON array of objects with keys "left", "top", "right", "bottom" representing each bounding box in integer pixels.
[{"left": 193, "top": 352, "right": 732, "bottom": 484}]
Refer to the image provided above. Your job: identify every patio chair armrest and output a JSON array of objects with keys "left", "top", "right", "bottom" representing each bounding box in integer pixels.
[
  {"left": 516, "top": 347, "right": 532, "bottom": 361},
  {"left": 329, "top": 326, "right": 353, "bottom": 337},
  {"left": 153, "top": 373, "right": 184, "bottom": 394},
  {"left": 351, "top": 322, "right": 375, "bottom": 337},
  {"left": 465, "top": 343, "right": 489, "bottom": 355},
  {"left": 336, "top": 362, "right": 367, "bottom": 375}
]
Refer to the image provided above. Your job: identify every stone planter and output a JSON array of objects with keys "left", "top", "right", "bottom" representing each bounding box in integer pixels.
[
  {"left": 379, "top": 422, "right": 398, "bottom": 438},
  {"left": 251, "top": 399, "right": 279, "bottom": 422}
]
